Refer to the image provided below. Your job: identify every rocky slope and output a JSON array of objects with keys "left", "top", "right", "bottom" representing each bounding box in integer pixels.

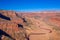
[
  {"left": 0, "top": 10, "right": 60, "bottom": 40},
  {"left": 0, "top": 10, "right": 26, "bottom": 40}
]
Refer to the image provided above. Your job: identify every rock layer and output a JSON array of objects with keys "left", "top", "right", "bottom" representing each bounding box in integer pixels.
[{"left": 0, "top": 10, "right": 60, "bottom": 40}]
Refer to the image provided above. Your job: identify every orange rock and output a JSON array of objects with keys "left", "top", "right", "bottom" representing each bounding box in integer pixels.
[{"left": 0, "top": 10, "right": 60, "bottom": 40}]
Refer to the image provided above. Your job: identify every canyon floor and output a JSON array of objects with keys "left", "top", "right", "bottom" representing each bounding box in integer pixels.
[{"left": 0, "top": 10, "right": 60, "bottom": 40}]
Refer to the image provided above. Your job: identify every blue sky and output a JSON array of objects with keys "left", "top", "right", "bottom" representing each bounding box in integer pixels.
[{"left": 0, "top": 0, "right": 60, "bottom": 12}]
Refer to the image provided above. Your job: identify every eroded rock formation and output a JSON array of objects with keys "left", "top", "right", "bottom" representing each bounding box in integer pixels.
[{"left": 0, "top": 10, "right": 60, "bottom": 40}]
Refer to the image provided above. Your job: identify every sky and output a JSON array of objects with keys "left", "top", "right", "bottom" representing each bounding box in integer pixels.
[{"left": 0, "top": 0, "right": 60, "bottom": 12}]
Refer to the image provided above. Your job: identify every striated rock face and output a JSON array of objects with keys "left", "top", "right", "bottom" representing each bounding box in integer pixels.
[
  {"left": 0, "top": 10, "right": 60, "bottom": 40},
  {"left": 0, "top": 10, "right": 26, "bottom": 40}
]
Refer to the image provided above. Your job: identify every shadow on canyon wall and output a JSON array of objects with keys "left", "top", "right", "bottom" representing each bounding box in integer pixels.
[
  {"left": 0, "top": 13, "right": 11, "bottom": 21},
  {"left": 0, "top": 29, "right": 15, "bottom": 40}
]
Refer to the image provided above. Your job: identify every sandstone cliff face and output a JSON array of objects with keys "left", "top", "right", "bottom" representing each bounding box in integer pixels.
[
  {"left": 0, "top": 10, "right": 26, "bottom": 40},
  {"left": 0, "top": 10, "right": 60, "bottom": 40}
]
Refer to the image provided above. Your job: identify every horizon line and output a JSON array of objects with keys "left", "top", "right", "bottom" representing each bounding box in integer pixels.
[{"left": 0, "top": 9, "right": 60, "bottom": 12}]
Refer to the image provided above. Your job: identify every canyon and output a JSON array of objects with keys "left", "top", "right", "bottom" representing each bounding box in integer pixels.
[{"left": 0, "top": 10, "right": 60, "bottom": 40}]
